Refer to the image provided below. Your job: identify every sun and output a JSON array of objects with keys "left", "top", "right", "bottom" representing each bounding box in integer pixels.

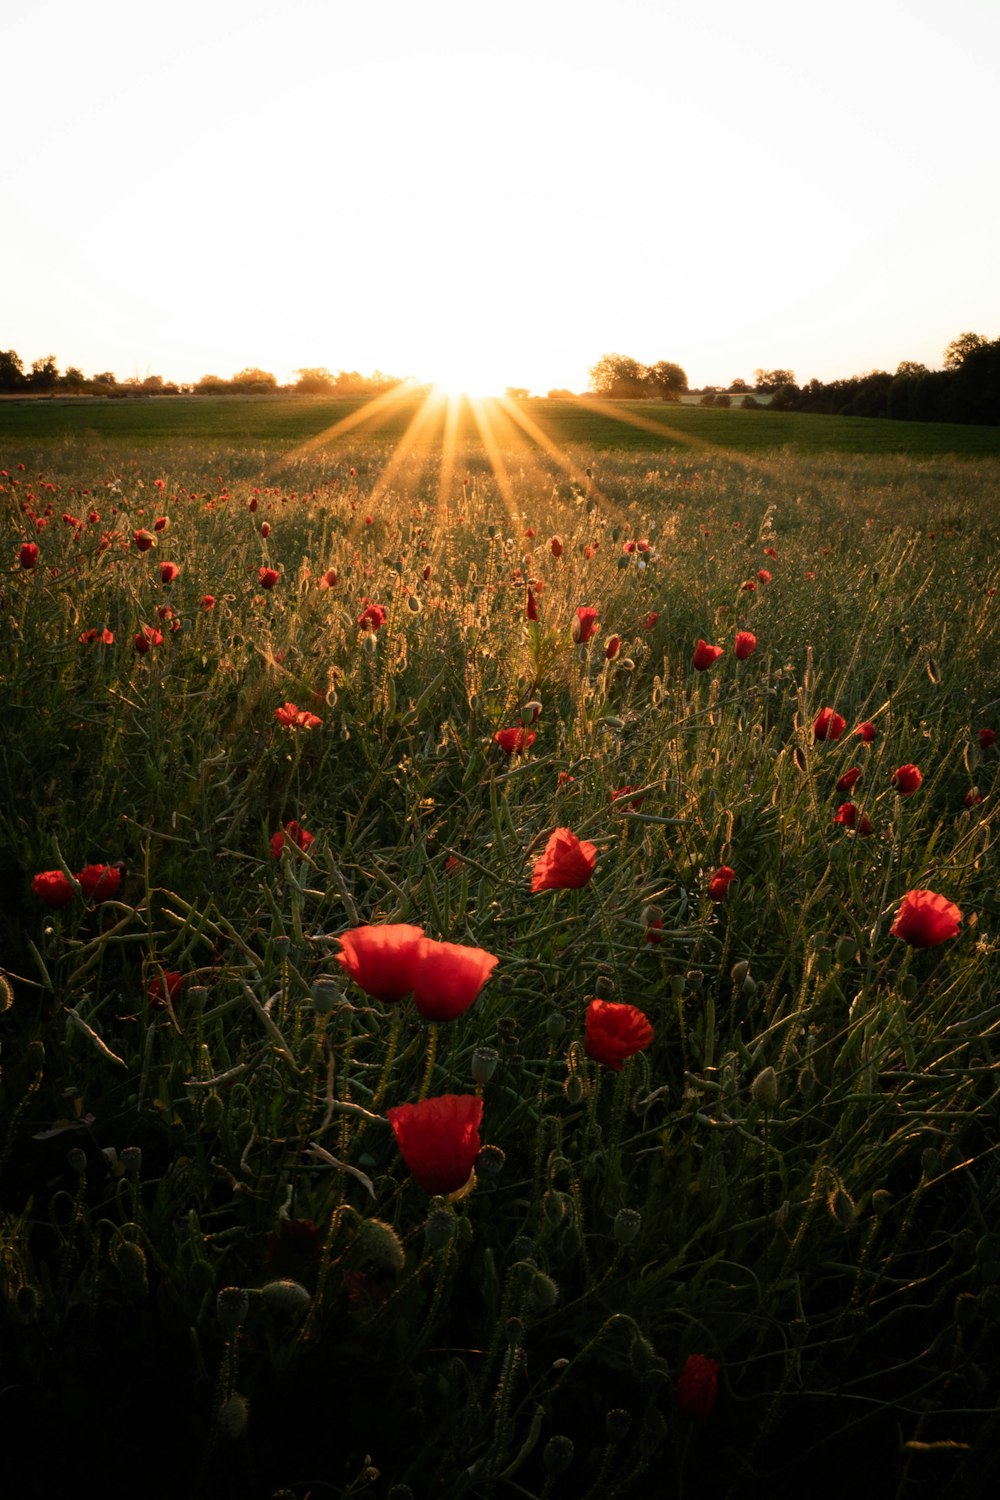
[{"left": 422, "top": 353, "right": 510, "bottom": 400}]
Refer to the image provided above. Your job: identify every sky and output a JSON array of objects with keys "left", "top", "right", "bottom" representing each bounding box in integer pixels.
[{"left": 3, "top": 0, "right": 999, "bottom": 395}]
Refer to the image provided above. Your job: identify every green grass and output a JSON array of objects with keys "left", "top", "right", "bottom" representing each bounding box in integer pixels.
[
  {"left": 2, "top": 439, "right": 1000, "bottom": 1498},
  {"left": 3, "top": 391, "right": 1000, "bottom": 457}
]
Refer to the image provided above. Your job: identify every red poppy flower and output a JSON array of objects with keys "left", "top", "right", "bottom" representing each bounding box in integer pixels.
[
  {"left": 494, "top": 727, "right": 536, "bottom": 755},
  {"left": 158, "top": 561, "right": 180, "bottom": 585},
  {"left": 890, "top": 889, "right": 962, "bottom": 948},
  {"left": 19, "top": 541, "right": 39, "bottom": 569},
  {"left": 336, "top": 923, "right": 426, "bottom": 1002},
  {"left": 387, "top": 1093, "right": 483, "bottom": 1195},
  {"left": 531, "top": 828, "right": 597, "bottom": 891},
  {"left": 200, "top": 594, "right": 216, "bottom": 610},
  {"left": 274, "top": 702, "right": 322, "bottom": 729},
  {"left": 693, "top": 640, "right": 724, "bottom": 671},
  {"left": 813, "top": 708, "right": 846, "bottom": 741},
  {"left": 134, "top": 626, "right": 163, "bottom": 654},
  {"left": 836, "top": 766, "right": 863, "bottom": 793},
  {"left": 572, "top": 607, "right": 599, "bottom": 643},
  {"left": 965, "top": 788, "right": 983, "bottom": 807},
  {"left": 153, "top": 515, "right": 168, "bottom": 531},
  {"left": 734, "top": 630, "right": 757, "bottom": 660},
  {"left": 76, "top": 863, "right": 122, "bottom": 901},
  {"left": 645, "top": 917, "right": 664, "bottom": 944},
  {"left": 270, "top": 821, "right": 315, "bottom": 859},
  {"left": 891, "top": 764, "right": 922, "bottom": 795},
  {"left": 134, "top": 530, "right": 156, "bottom": 552},
  {"left": 259, "top": 566, "right": 280, "bottom": 589},
  {"left": 148, "top": 971, "right": 184, "bottom": 1009},
  {"left": 833, "top": 802, "right": 873, "bottom": 834},
  {"left": 32, "top": 869, "right": 75, "bottom": 908},
  {"left": 978, "top": 728, "right": 996, "bottom": 750},
  {"left": 604, "top": 635, "right": 621, "bottom": 660},
  {"left": 550, "top": 536, "right": 563, "bottom": 558},
  {"left": 676, "top": 1354, "right": 720, "bottom": 1421},
  {"left": 757, "top": 569, "right": 772, "bottom": 585},
  {"left": 410, "top": 938, "right": 499, "bottom": 1021},
  {"left": 763, "top": 546, "right": 777, "bottom": 558},
  {"left": 611, "top": 786, "right": 644, "bottom": 810},
  {"left": 584, "top": 999, "right": 654, "bottom": 1071},
  {"left": 357, "top": 603, "right": 387, "bottom": 631},
  {"left": 643, "top": 612, "right": 660, "bottom": 630},
  {"left": 855, "top": 721, "right": 878, "bottom": 743},
  {"left": 526, "top": 588, "right": 538, "bottom": 621},
  {"left": 319, "top": 568, "right": 338, "bottom": 589},
  {"left": 708, "top": 865, "right": 735, "bottom": 901}
]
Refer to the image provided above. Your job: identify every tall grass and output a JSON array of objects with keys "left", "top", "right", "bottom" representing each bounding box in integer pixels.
[{"left": 2, "top": 441, "right": 1000, "bottom": 1498}]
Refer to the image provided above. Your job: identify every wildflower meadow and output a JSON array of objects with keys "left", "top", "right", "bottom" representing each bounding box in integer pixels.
[{"left": 3, "top": 420, "right": 1000, "bottom": 1498}]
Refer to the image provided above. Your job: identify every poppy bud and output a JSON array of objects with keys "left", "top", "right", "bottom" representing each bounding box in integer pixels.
[
  {"left": 731, "top": 959, "right": 750, "bottom": 986},
  {"left": 121, "top": 1146, "right": 142, "bottom": 1175},
  {"left": 828, "top": 1187, "right": 856, "bottom": 1227},
  {"left": 521, "top": 700, "right": 542, "bottom": 725},
  {"left": 113, "top": 1239, "right": 147, "bottom": 1299},
  {"left": 563, "top": 1074, "right": 584, "bottom": 1106},
  {"left": 359, "top": 1218, "right": 405, "bottom": 1272},
  {"left": 751, "top": 1067, "right": 778, "bottom": 1110},
  {"left": 669, "top": 974, "right": 686, "bottom": 998},
  {"left": 546, "top": 1010, "right": 568, "bottom": 1038},
  {"left": 217, "top": 1393, "right": 249, "bottom": 1440},
  {"left": 260, "top": 1279, "right": 311, "bottom": 1313},
  {"left": 532, "top": 1271, "right": 560, "bottom": 1310},
  {"left": 686, "top": 969, "right": 704, "bottom": 991},
  {"left": 68, "top": 1147, "right": 87, "bottom": 1175},
  {"left": 594, "top": 975, "right": 615, "bottom": 999},
  {"left": 834, "top": 936, "right": 857, "bottom": 965}
]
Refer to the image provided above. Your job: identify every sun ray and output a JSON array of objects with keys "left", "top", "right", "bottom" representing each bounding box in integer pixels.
[
  {"left": 494, "top": 395, "right": 629, "bottom": 529},
  {"left": 466, "top": 397, "right": 523, "bottom": 538},
  {"left": 277, "top": 379, "right": 423, "bottom": 468}
]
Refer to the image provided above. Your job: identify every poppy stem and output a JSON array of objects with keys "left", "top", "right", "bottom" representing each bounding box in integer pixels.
[
  {"left": 418, "top": 1022, "right": 439, "bottom": 1100},
  {"left": 372, "top": 1008, "right": 403, "bottom": 1108}
]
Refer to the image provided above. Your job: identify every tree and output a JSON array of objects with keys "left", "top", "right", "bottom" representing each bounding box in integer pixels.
[
  {"left": 505, "top": 387, "right": 530, "bottom": 400},
  {"left": 294, "top": 367, "right": 336, "bottom": 394},
  {"left": 645, "top": 360, "right": 688, "bottom": 400},
  {"left": 895, "top": 360, "right": 928, "bottom": 378},
  {"left": 231, "top": 367, "right": 278, "bottom": 392},
  {"left": 754, "top": 368, "right": 795, "bottom": 393},
  {"left": 729, "top": 378, "right": 750, "bottom": 392},
  {"left": 28, "top": 355, "right": 59, "bottom": 391},
  {"left": 0, "top": 350, "right": 26, "bottom": 390},
  {"left": 588, "top": 354, "right": 649, "bottom": 399},
  {"left": 943, "top": 332, "right": 988, "bottom": 370}
]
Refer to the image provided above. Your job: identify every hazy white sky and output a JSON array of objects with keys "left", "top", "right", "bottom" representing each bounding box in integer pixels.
[{"left": 2, "top": 0, "right": 998, "bottom": 393}]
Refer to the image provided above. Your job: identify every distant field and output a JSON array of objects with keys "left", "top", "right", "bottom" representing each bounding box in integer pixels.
[{"left": 3, "top": 391, "right": 1000, "bottom": 458}]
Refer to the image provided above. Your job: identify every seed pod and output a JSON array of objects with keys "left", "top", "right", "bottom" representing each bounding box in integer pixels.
[
  {"left": 871, "top": 1189, "right": 892, "bottom": 1216},
  {"left": 686, "top": 969, "right": 704, "bottom": 992},
  {"left": 424, "top": 1210, "right": 455, "bottom": 1252},
  {"left": 614, "top": 1209, "right": 642, "bottom": 1245},
  {"left": 594, "top": 975, "right": 615, "bottom": 1000},
  {"left": 546, "top": 1010, "right": 568, "bottom": 1039},
  {"left": 475, "top": 1144, "right": 506, "bottom": 1179},
  {"left": 544, "top": 1436, "right": 574, "bottom": 1475},
  {"left": 606, "top": 1408, "right": 632, "bottom": 1441},
  {"left": 834, "top": 936, "right": 857, "bottom": 965},
  {"left": 217, "top": 1286, "right": 250, "bottom": 1332},
  {"left": 114, "top": 1239, "right": 148, "bottom": 1300},
  {"left": 471, "top": 1046, "right": 500, "bottom": 1084},
  {"left": 311, "top": 978, "right": 346, "bottom": 1014}
]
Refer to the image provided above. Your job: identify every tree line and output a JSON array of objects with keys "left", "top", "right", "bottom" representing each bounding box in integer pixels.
[{"left": 0, "top": 353, "right": 403, "bottom": 398}]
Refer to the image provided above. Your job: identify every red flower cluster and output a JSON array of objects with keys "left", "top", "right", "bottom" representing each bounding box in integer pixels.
[
  {"left": 259, "top": 566, "right": 280, "bottom": 589},
  {"left": 274, "top": 702, "right": 322, "bottom": 729},
  {"left": 270, "top": 821, "right": 314, "bottom": 859},
  {"left": 32, "top": 863, "right": 123, "bottom": 907},
  {"left": 734, "top": 630, "right": 757, "bottom": 660},
  {"left": 531, "top": 828, "right": 597, "bottom": 892},
  {"left": 693, "top": 639, "right": 724, "bottom": 671},
  {"left": 19, "top": 541, "right": 39, "bottom": 569},
  {"left": 134, "top": 625, "right": 163, "bottom": 654},
  {"left": 890, "top": 889, "right": 961, "bottom": 948},
  {"left": 158, "top": 561, "right": 180, "bottom": 585},
  {"left": 336, "top": 924, "right": 498, "bottom": 1020},
  {"left": 813, "top": 708, "right": 846, "bottom": 741},
  {"left": 585, "top": 999, "right": 654, "bottom": 1071},
  {"left": 708, "top": 866, "right": 736, "bottom": 901},
  {"left": 387, "top": 1093, "right": 483, "bottom": 1194}
]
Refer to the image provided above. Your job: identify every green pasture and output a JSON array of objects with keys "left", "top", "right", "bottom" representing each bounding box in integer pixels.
[{"left": 3, "top": 391, "right": 1000, "bottom": 457}]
